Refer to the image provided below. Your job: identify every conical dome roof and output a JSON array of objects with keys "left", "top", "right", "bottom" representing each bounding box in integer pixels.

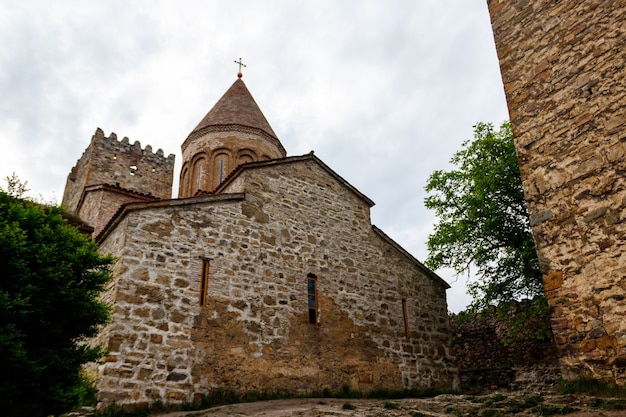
[
  {"left": 187, "top": 78, "right": 279, "bottom": 142},
  {"left": 178, "top": 76, "right": 287, "bottom": 197}
]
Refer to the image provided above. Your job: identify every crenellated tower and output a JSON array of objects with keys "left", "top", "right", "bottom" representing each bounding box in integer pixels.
[
  {"left": 178, "top": 74, "right": 286, "bottom": 197},
  {"left": 62, "top": 128, "right": 175, "bottom": 235}
]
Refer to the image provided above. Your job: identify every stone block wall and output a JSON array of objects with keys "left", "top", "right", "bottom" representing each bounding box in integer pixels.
[
  {"left": 62, "top": 128, "right": 175, "bottom": 214},
  {"left": 77, "top": 185, "right": 156, "bottom": 237},
  {"left": 452, "top": 300, "right": 560, "bottom": 392},
  {"left": 487, "top": 1, "right": 626, "bottom": 383},
  {"left": 95, "top": 157, "right": 457, "bottom": 405}
]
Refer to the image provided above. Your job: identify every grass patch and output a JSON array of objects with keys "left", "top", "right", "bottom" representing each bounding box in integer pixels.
[
  {"left": 482, "top": 393, "right": 508, "bottom": 408},
  {"left": 466, "top": 394, "right": 543, "bottom": 414},
  {"left": 504, "top": 395, "right": 543, "bottom": 414},
  {"left": 383, "top": 401, "right": 400, "bottom": 409},
  {"left": 555, "top": 376, "right": 626, "bottom": 398},
  {"left": 95, "top": 384, "right": 455, "bottom": 416},
  {"left": 93, "top": 403, "right": 151, "bottom": 417},
  {"left": 481, "top": 409, "right": 504, "bottom": 417},
  {"left": 587, "top": 398, "right": 626, "bottom": 410},
  {"left": 70, "top": 371, "right": 99, "bottom": 409},
  {"left": 365, "top": 386, "right": 452, "bottom": 399},
  {"left": 93, "top": 388, "right": 291, "bottom": 416},
  {"left": 342, "top": 402, "right": 356, "bottom": 410},
  {"left": 490, "top": 393, "right": 508, "bottom": 402},
  {"left": 532, "top": 404, "right": 579, "bottom": 416}
]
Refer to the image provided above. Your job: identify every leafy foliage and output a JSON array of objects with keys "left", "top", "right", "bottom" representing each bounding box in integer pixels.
[
  {"left": 424, "top": 122, "right": 542, "bottom": 309},
  {"left": 496, "top": 297, "right": 552, "bottom": 346},
  {"left": 0, "top": 189, "right": 113, "bottom": 417},
  {"left": 0, "top": 172, "right": 29, "bottom": 198}
]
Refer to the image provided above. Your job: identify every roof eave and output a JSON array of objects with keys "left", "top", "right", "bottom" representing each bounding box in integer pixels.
[{"left": 371, "top": 225, "right": 451, "bottom": 289}]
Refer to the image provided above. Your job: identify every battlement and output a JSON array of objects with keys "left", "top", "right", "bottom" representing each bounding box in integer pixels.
[
  {"left": 62, "top": 128, "right": 175, "bottom": 215},
  {"left": 88, "top": 127, "right": 175, "bottom": 167}
]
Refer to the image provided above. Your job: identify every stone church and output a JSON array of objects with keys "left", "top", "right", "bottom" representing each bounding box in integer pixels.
[{"left": 62, "top": 73, "right": 457, "bottom": 405}]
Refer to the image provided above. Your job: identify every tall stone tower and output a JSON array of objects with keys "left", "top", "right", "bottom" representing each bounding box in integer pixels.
[
  {"left": 178, "top": 75, "right": 286, "bottom": 197},
  {"left": 488, "top": 1, "right": 626, "bottom": 383},
  {"left": 62, "top": 128, "right": 175, "bottom": 236}
]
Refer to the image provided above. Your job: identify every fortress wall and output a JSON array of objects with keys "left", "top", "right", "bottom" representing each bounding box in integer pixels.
[{"left": 488, "top": 0, "right": 626, "bottom": 383}]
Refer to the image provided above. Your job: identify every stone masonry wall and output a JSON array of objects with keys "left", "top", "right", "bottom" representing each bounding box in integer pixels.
[
  {"left": 451, "top": 300, "right": 560, "bottom": 393},
  {"left": 95, "top": 158, "right": 457, "bottom": 405},
  {"left": 487, "top": 1, "right": 626, "bottom": 383},
  {"left": 77, "top": 186, "right": 156, "bottom": 237},
  {"left": 62, "top": 128, "right": 175, "bottom": 214}
]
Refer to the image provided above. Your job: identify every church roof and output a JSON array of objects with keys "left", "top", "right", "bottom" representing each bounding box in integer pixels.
[
  {"left": 187, "top": 78, "right": 279, "bottom": 141},
  {"left": 212, "top": 152, "right": 376, "bottom": 207}
]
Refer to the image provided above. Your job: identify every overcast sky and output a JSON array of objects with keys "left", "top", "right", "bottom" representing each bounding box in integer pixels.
[{"left": 0, "top": 0, "right": 510, "bottom": 312}]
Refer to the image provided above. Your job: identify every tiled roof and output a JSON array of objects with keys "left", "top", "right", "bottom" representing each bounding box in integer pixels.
[{"left": 188, "top": 78, "right": 278, "bottom": 140}]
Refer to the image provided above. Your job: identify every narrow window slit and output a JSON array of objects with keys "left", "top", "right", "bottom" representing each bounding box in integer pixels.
[
  {"left": 196, "top": 165, "right": 203, "bottom": 191},
  {"left": 307, "top": 273, "right": 318, "bottom": 325},
  {"left": 402, "top": 298, "right": 409, "bottom": 338},
  {"left": 199, "top": 258, "right": 210, "bottom": 306}
]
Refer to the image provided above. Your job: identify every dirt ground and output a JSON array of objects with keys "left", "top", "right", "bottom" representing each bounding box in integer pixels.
[{"left": 155, "top": 393, "right": 626, "bottom": 417}]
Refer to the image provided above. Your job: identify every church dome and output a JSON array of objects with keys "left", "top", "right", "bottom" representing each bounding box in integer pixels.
[{"left": 179, "top": 77, "right": 287, "bottom": 197}]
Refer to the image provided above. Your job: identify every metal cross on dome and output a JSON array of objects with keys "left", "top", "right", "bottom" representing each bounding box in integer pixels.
[{"left": 234, "top": 58, "right": 246, "bottom": 77}]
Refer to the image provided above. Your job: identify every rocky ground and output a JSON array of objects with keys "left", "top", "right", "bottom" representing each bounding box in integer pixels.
[{"left": 153, "top": 392, "right": 626, "bottom": 417}]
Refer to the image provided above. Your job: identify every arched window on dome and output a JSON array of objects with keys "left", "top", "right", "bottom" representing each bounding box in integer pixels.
[
  {"left": 197, "top": 165, "right": 203, "bottom": 190},
  {"left": 180, "top": 166, "right": 189, "bottom": 197},
  {"left": 213, "top": 151, "right": 230, "bottom": 186},
  {"left": 238, "top": 149, "right": 257, "bottom": 166},
  {"left": 192, "top": 157, "right": 206, "bottom": 194}
]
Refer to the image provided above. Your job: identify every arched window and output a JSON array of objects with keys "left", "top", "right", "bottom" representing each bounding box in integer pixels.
[
  {"left": 213, "top": 152, "right": 229, "bottom": 186},
  {"left": 180, "top": 166, "right": 189, "bottom": 197},
  {"left": 197, "top": 165, "right": 203, "bottom": 190},
  {"left": 192, "top": 157, "right": 206, "bottom": 193},
  {"left": 238, "top": 149, "right": 257, "bottom": 165}
]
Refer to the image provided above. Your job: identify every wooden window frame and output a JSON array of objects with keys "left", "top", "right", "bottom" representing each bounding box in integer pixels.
[
  {"left": 307, "top": 273, "right": 318, "bottom": 326},
  {"left": 199, "top": 257, "right": 211, "bottom": 306},
  {"left": 402, "top": 298, "right": 409, "bottom": 338}
]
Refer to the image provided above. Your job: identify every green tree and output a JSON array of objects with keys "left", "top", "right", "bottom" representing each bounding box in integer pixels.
[
  {"left": 0, "top": 172, "right": 29, "bottom": 198},
  {"left": 0, "top": 189, "right": 113, "bottom": 417},
  {"left": 424, "top": 122, "right": 543, "bottom": 309}
]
